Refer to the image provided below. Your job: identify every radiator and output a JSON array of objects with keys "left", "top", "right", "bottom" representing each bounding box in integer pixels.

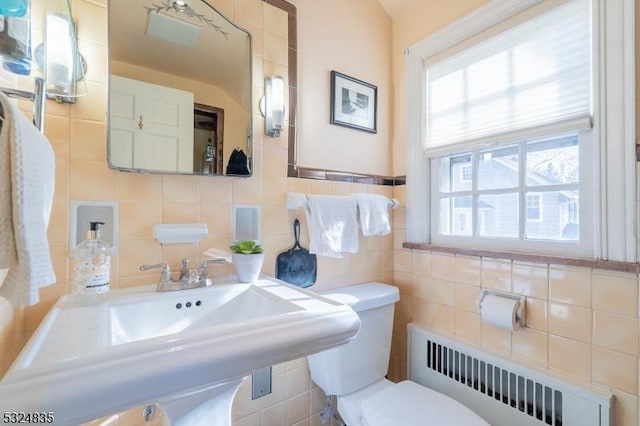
[{"left": 407, "top": 324, "right": 613, "bottom": 426}]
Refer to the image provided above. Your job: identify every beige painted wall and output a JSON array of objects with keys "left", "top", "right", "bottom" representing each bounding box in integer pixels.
[{"left": 290, "top": 0, "right": 394, "bottom": 176}]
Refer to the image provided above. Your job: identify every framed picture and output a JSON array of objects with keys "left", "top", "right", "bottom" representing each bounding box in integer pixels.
[{"left": 330, "top": 71, "right": 377, "bottom": 133}]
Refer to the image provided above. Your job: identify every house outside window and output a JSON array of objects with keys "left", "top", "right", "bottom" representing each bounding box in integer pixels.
[
  {"left": 460, "top": 164, "right": 472, "bottom": 182},
  {"left": 405, "top": 0, "right": 636, "bottom": 261},
  {"left": 525, "top": 194, "right": 541, "bottom": 221},
  {"left": 437, "top": 134, "right": 581, "bottom": 243}
]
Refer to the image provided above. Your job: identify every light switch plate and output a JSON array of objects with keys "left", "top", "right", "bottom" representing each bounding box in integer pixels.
[{"left": 251, "top": 366, "right": 272, "bottom": 400}]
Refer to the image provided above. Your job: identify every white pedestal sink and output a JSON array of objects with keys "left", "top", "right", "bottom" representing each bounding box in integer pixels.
[{"left": 0, "top": 277, "right": 360, "bottom": 425}]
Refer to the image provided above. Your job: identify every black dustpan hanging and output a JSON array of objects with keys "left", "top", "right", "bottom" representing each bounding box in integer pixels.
[{"left": 275, "top": 219, "right": 317, "bottom": 288}]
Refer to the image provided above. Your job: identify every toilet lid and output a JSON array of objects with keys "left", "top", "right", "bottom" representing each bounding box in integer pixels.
[{"left": 361, "top": 381, "right": 489, "bottom": 426}]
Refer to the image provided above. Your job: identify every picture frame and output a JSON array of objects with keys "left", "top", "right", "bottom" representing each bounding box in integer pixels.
[{"left": 330, "top": 70, "right": 377, "bottom": 133}]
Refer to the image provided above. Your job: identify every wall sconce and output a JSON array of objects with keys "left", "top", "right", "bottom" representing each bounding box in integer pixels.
[
  {"left": 45, "top": 12, "right": 74, "bottom": 97},
  {"left": 36, "top": 6, "right": 86, "bottom": 103},
  {"left": 0, "top": 0, "right": 85, "bottom": 132},
  {"left": 260, "top": 76, "right": 285, "bottom": 137}
]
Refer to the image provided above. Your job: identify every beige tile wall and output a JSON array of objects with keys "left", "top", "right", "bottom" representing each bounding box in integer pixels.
[
  {"left": 391, "top": 183, "right": 640, "bottom": 426},
  {"left": 0, "top": 0, "right": 393, "bottom": 425}
]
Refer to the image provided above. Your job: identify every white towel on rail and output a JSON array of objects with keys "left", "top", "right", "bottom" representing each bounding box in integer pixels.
[
  {"left": 305, "top": 195, "right": 358, "bottom": 258},
  {"left": 286, "top": 192, "right": 307, "bottom": 210},
  {"left": 353, "top": 193, "right": 391, "bottom": 236},
  {"left": 0, "top": 92, "right": 56, "bottom": 306}
]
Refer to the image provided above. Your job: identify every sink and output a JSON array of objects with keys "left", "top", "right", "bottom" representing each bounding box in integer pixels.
[
  {"left": 110, "top": 283, "right": 302, "bottom": 344},
  {"left": 0, "top": 277, "right": 360, "bottom": 425}
]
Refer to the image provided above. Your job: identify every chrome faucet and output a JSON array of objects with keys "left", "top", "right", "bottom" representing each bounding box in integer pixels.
[
  {"left": 140, "top": 258, "right": 227, "bottom": 292},
  {"left": 139, "top": 262, "right": 178, "bottom": 292},
  {"left": 178, "top": 258, "right": 191, "bottom": 282},
  {"left": 198, "top": 258, "right": 226, "bottom": 282}
]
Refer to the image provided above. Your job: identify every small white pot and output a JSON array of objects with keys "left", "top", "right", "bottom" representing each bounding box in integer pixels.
[{"left": 232, "top": 252, "right": 265, "bottom": 283}]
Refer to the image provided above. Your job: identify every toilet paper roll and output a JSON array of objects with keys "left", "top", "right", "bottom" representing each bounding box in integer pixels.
[{"left": 480, "top": 295, "right": 520, "bottom": 331}]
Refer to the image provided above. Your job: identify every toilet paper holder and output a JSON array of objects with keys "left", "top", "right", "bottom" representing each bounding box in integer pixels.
[{"left": 477, "top": 290, "right": 526, "bottom": 328}]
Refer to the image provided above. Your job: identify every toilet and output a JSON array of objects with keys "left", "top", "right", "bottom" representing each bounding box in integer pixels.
[{"left": 307, "top": 282, "right": 489, "bottom": 426}]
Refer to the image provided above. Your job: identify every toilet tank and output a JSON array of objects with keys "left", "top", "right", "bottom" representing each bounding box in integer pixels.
[{"left": 307, "top": 283, "right": 400, "bottom": 396}]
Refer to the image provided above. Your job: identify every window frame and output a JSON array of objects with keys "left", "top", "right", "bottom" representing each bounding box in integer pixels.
[
  {"left": 404, "top": 0, "right": 636, "bottom": 262},
  {"left": 430, "top": 130, "right": 594, "bottom": 257}
]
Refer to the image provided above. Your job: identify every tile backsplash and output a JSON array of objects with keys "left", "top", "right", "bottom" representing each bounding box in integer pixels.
[{"left": 391, "top": 185, "right": 640, "bottom": 426}]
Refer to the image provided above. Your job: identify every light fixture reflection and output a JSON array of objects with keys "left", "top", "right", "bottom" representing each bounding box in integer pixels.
[
  {"left": 45, "top": 11, "right": 76, "bottom": 97},
  {"left": 171, "top": 0, "right": 189, "bottom": 12},
  {"left": 263, "top": 76, "right": 285, "bottom": 137}
]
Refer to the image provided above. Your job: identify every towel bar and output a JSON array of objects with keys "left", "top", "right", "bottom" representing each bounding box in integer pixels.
[
  {"left": 0, "top": 77, "right": 45, "bottom": 132},
  {"left": 286, "top": 192, "right": 400, "bottom": 210}
]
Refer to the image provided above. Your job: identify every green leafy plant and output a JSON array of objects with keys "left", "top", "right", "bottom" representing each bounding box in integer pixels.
[{"left": 230, "top": 240, "right": 264, "bottom": 254}]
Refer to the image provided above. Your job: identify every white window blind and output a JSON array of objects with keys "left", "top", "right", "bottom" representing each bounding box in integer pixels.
[{"left": 426, "top": 0, "right": 592, "bottom": 154}]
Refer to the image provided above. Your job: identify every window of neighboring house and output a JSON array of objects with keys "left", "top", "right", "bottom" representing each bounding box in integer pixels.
[
  {"left": 460, "top": 164, "right": 472, "bottom": 182},
  {"left": 525, "top": 193, "right": 541, "bottom": 221},
  {"left": 405, "top": 0, "right": 636, "bottom": 261}
]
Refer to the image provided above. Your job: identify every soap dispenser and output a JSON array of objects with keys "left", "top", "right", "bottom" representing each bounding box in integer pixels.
[{"left": 71, "top": 221, "right": 112, "bottom": 304}]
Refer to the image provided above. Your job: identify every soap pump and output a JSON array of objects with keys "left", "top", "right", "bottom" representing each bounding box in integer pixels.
[{"left": 71, "top": 221, "right": 112, "bottom": 304}]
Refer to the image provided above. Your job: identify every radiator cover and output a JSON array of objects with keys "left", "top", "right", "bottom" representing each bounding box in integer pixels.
[{"left": 408, "top": 324, "right": 613, "bottom": 426}]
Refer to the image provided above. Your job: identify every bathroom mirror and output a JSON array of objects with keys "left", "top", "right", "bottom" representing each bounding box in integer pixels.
[{"left": 107, "top": 0, "right": 253, "bottom": 176}]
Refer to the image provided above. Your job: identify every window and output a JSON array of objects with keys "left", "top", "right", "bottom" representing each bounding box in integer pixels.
[
  {"left": 405, "top": 0, "right": 636, "bottom": 261},
  {"left": 424, "top": 0, "right": 591, "bottom": 154},
  {"left": 460, "top": 164, "right": 472, "bottom": 182},
  {"left": 525, "top": 194, "right": 541, "bottom": 222},
  {"left": 430, "top": 0, "right": 590, "bottom": 253},
  {"left": 438, "top": 134, "right": 580, "bottom": 240}
]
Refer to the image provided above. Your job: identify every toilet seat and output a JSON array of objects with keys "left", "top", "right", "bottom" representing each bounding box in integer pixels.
[
  {"left": 361, "top": 380, "right": 489, "bottom": 426},
  {"left": 338, "top": 379, "right": 395, "bottom": 426}
]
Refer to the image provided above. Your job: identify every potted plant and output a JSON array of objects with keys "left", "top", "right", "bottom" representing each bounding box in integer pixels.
[{"left": 229, "top": 240, "right": 265, "bottom": 283}]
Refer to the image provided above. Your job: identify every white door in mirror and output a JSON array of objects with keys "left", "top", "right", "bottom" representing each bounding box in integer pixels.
[{"left": 110, "top": 75, "right": 194, "bottom": 172}]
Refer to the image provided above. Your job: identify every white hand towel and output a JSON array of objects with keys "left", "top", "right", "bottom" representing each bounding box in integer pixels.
[
  {"left": 0, "top": 92, "right": 56, "bottom": 306},
  {"left": 286, "top": 192, "right": 307, "bottom": 210},
  {"left": 305, "top": 195, "right": 359, "bottom": 258},
  {"left": 353, "top": 193, "right": 391, "bottom": 236}
]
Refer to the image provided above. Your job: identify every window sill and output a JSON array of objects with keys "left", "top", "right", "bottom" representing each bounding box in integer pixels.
[{"left": 402, "top": 242, "right": 640, "bottom": 273}]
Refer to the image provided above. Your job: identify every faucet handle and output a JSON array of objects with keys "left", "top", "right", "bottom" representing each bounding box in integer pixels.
[
  {"left": 198, "top": 258, "right": 226, "bottom": 280},
  {"left": 139, "top": 262, "right": 172, "bottom": 283},
  {"left": 139, "top": 262, "right": 168, "bottom": 272},
  {"left": 200, "top": 258, "right": 227, "bottom": 267}
]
